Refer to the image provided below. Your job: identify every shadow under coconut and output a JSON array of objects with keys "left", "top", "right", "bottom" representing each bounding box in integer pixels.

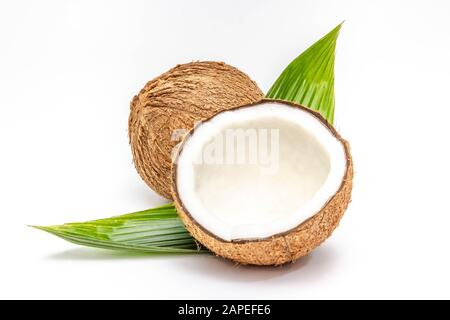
[
  {"left": 176, "top": 244, "right": 339, "bottom": 283},
  {"left": 46, "top": 244, "right": 339, "bottom": 284}
]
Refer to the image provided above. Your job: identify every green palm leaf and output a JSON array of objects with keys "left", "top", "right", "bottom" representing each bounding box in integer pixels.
[
  {"left": 267, "top": 22, "right": 342, "bottom": 124},
  {"left": 33, "top": 204, "right": 206, "bottom": 254},
  {"left": 34, "top": 23, "right": 342, "bottom": 254}
]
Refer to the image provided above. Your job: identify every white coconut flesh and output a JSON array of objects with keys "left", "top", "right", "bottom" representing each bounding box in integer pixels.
[{"left": 175, "top": 101, "right": 347, "bottom": 241}]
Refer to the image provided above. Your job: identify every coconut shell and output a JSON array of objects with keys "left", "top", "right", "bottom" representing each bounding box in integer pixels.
[
  {"left": 129, "top": 61, "right": 264, "bottom": 199},
  {"left": 171, "top": 100, "right": 353, "bottom": 266}
]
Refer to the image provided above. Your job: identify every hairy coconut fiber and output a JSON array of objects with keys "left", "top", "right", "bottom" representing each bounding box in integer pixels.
[
  {"left": 129, "top": 61, "right": 264, "bottom": 199},
  {"left": 171, "top": 101, "right": 353, "bottom": 266}
]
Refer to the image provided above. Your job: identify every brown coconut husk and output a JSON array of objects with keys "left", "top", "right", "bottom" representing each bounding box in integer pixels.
[
  {"left": 171, "top": 99, "right": 353, "bottom": 266},
  {"left": 129, "top": 61, "right": 264, "bottom": 199}
]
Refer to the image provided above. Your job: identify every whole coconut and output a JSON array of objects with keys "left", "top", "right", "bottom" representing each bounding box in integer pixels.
[{"left": 129, "top": 61, "right": 264, "bottom": 199}]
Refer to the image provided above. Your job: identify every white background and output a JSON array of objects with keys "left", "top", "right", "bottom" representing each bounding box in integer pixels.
[{"left": 1, "top": 0, "right": 449, "bottom": 299}]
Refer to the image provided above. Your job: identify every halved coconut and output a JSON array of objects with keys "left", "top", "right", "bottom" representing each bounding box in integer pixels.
[{"left": 172, "top": 100, "right": 353, "bottom": 265}]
